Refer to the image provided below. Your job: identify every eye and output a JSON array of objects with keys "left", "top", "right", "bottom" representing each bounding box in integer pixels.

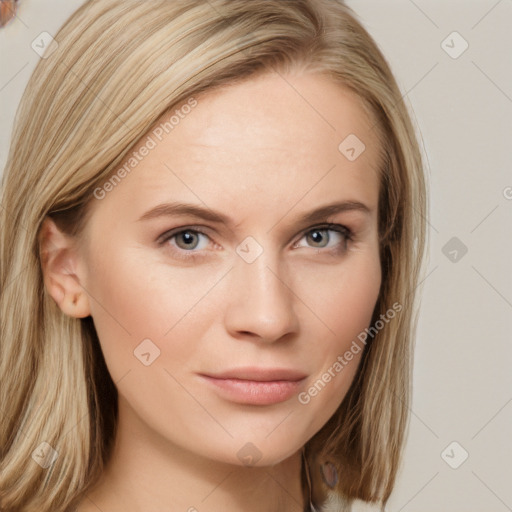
[
  {"left": 294, "top": 224, "right": 352, "bottom": 253},
  {"left": 157, "top": 226, "right": 211, "bottom": 261},
  {"left": 157, "top": 223, "right": 353, "bottom": 262},
  {"left": 161, "top": 229, "right": 210, "bottom": 251}
]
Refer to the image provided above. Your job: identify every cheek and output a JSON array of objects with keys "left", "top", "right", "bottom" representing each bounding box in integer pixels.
[
  {"left": 293, "top": 250, "right": 381, "bottom": 417},
  {"left": 328, "top": 260, "right": 381, "bottom": 340},
  {"left": 83, "top": 246, "right": 226, "bottom": 381},
  {"left": 81, "top": 236, "right": 382, "bottom": 466},
  {"left": 301, "top": 248, "right": 381, "bottom": 347},
  {"left": 86, "top": 237, "right": 381, "bottom": 389}
]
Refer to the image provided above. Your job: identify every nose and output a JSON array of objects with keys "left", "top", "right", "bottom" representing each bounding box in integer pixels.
[{"left": 223, "top": 248, "right": 300, "bottom": 344}]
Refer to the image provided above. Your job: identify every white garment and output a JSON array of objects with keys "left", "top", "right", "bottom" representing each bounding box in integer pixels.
[
  {"left": 311, "top": 491, "right": 353, "bottom": 511},
  {"left": 316, "top": 493, "right": 382, "bottom": 512}
]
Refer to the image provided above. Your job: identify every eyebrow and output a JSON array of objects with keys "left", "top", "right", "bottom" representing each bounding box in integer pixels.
[{"left": 137, "top": 200, "right": 371, "bottom": 228}]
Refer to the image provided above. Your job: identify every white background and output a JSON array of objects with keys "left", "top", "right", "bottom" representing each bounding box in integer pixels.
[{"left": 1, "top": 1, "right": 511, "bottom": 511}]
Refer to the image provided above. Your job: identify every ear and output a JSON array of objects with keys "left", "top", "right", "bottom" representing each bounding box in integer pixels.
[{"left": 38, "top": 216, "right": 91, "bottom": 318}]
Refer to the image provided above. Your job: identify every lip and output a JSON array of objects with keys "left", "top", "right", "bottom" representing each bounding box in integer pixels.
[{"left": 199, "top": 367, "right": 307, "bottom": 406}]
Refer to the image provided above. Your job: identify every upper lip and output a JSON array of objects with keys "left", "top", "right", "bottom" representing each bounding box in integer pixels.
[{"left": 200, "top": 367, "right": 307, "bottom": 382}]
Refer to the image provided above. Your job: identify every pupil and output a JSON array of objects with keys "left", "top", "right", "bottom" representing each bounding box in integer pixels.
[
  {"left": 181, "top": 231, "right": 196, "bottom": 247},
  {"left": 310, "top": 230, "right": 327, "bottom": 247}
]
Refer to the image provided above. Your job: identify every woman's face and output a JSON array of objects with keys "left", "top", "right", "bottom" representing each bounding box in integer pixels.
[{"left": 73, "top": 70, "right": 382, "bottom": 466}]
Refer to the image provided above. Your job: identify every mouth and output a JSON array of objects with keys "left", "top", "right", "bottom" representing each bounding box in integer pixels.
[{"left": 198, "top": 367, "right": 307, "bottom": 406}]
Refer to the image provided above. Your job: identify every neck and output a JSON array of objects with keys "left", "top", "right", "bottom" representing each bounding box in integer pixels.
[{"left": 82, "top": 396, "right": 306, "bottom": 512}]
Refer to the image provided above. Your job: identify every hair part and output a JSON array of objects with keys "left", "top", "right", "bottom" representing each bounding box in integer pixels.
[{"left": 0, "top": 1, "right": 427, "bottom": 510}]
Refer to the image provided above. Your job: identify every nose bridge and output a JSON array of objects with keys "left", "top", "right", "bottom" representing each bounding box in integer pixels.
[{"left": 224, "top": 241, "right": 299, "bottom": 341}]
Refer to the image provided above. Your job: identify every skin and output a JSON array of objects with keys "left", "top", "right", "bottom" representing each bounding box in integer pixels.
[{"left": 40, "top": 70, "right": 383, "bottom": 512}]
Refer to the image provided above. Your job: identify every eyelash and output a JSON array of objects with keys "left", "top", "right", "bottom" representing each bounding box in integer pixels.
[{"left": 157, "top": 223, "right": 353, "bottom": 262}]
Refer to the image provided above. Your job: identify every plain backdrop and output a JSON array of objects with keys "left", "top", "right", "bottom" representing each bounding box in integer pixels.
[{"left": 1, "top": 1, "right": 511, "bottom": 511}]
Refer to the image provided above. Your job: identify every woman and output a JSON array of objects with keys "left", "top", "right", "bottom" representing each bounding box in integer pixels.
[{"left": 0, "top": 1, "right": 427, "bottom": 511}]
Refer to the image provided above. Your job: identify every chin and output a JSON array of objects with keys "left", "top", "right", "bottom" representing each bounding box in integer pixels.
[{"left": 195, "top": 426, "right": 310, "bottom": 468}]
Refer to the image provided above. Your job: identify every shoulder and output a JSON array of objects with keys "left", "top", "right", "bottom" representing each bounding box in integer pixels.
[
  {"left": 317, "top": 491, "right": 352, "bottom": 511},
  {"left": 318, "top": 493, "right": 384, "bottom": 512}
]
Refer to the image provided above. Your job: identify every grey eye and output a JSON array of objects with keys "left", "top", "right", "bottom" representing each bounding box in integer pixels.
[
  {"left": 174, "top": 231, "right": 201, "bottom": 250},
  {"left": 306, "top": 229, "right": 331, "bottom": 248}
]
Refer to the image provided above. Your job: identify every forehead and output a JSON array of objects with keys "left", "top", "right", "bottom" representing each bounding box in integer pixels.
[
  {"left": 91, "top": 71, "right": 383, "bottom": 224},
  {"left": 171, "top": 71, "right": 381, "bottom": 164}
]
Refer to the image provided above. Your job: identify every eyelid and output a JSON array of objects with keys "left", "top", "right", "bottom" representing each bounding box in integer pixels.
[
  {"left": 156, "top": 225, "right": 212, "bottom": 244},
  {"left": 300, "top": 222, "right": 351, "bottom": 238},
  {"left": 158, "top": 223, "right": 352, "bottom": 245},
  {"left": 157, "top": 223, "right": 354, "bottom": 264},
  {"left": 157, "top": 226, "right": 213, "bottom": 262},
  {"left": 294, "top": 221, "right": 351, "bottom": 241}
]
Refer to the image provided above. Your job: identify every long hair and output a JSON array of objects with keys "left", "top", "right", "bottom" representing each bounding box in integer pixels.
[{"left": 0, "top": 1, "right": 427, "bottom": 510}]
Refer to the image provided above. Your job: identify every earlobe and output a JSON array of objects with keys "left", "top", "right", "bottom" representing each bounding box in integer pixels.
[{"left": 38, "top": 217, "right": 91, "bottom": 319}]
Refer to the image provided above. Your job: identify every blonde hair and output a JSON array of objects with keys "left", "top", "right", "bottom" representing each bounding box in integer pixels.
[{"left": 0, "top": 1, "right": 427, "bottom": 510}]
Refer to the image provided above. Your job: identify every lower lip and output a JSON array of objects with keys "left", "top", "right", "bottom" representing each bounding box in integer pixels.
[{"left": 200, "top": 376, "right": 305, "bottom": 405}]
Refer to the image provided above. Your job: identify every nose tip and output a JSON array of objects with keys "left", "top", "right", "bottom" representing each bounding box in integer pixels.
[{"left": 223, "top": 258, "right": 299, "bottom": 344}]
